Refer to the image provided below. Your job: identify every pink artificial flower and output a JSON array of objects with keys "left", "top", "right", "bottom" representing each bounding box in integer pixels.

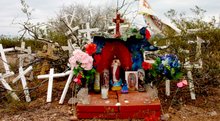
[
  {"left": 69, "top": 49, "right": 94, "bottom": 70},
  {"left": 177, "top": 82, "right": 184, "bottom": 88},
  {"left": 182, "top": 79, "right": 188, "bottom": 85},
  {"left": 69, "top": 56, "right": 77, "bottom": 69},
  {"left": 81, "top": 56, "right": 93, "bottom": 70},
  {"left": 81, "top": 63, "right": 93, "bottom": 70},
  {"left": 74, "top": 78, "right": 81, "bottom": 84},
  {"left": 177, "top": 79, "right": 188, "bottom": 88}
]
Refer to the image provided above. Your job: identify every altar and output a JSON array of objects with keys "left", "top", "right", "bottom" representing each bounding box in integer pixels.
[
  {"left": 71, "top": 12, "right": 161, "bottom": 120},
  {"left": 76, "top": 91, "right": 161, "bottom": 119}
]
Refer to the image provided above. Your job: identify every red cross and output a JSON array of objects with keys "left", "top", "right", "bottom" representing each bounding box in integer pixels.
[{"left": 113, "top": 13, "right": 124, "bottom": 38}]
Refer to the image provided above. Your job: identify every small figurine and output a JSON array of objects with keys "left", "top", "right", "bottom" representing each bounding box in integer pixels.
[{"left": 121, "top": 83, "right": 128, "bottom": 94}]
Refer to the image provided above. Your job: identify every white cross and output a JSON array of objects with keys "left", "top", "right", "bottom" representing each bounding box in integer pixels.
[
  {"left": 188, "top": 37, "right": 205, "bottom": 69},
  {"left": 62, "top": 40, "right": 80, "bottom": 56},
  {"left": 62, "top": 13, "right": 76, "bottom": 29},
  {"left": 65, "top": 26, "right": 79, "bottom": 36},
  {"left": 12, "top": 66, "right": 32, "bottom": 102},
  {"left": 0, "top": 73, "right": 20, "bottom": 101},
  {"left": 79, "top": 23, "right": 99, "bottom": 42},
  {"left": 15, "top": 42, "right": 28, "bottom": 53},
  {"left": 62, "top": 12, "right": 79, "bottom": 37},
  {"left": 16, "top": 42, "right": 35, "bottom": 67},
  {"left": 37, "top": 68, "right": 70, "bottom": 102},
  {"left": 180, "top": 48, "right": 196, "bottom": 100},
  {"left": 0, "top": 44, "right": 14, "bottom": 75},
  {"left": 180, "top": 36, "right": 206, "bottom": 100},
  {"left": 59, "top": 70, "right": 73, "bottom": 104}
]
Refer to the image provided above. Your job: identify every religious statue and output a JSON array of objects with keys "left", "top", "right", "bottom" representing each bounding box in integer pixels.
[
  {"left": 138, "top": 69, "right": 146, "bottom": 92},
  {"left": 111, "top": 56, "right": 122, "bottom": 91}
]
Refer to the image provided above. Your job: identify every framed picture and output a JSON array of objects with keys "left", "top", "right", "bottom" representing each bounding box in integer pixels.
[{"left": 125, "top": 71, "right": 138, "bottom": 91}]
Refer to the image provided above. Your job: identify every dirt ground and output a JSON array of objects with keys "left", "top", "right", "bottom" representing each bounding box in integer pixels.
[
  {"left": 0, "top": 87, "right": 219, "bottom": 121},
  {"left": 0, "top": 54, "right": 220, "bottom": 121}
]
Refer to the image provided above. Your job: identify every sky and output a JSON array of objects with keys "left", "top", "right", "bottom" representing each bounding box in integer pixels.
[{"left": 0, "top": 0, "right": 219, "bottom": 37}]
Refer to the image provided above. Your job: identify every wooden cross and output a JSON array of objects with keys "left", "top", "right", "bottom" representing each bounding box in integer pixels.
[
  {"left": 183, "top": 36, "right": 205, "bottom": 100},
  {"left": 113, "top": 13, "right": 124, "bottom": 38},
  {"left": 12, "top": 66, "right": 32, "bottom": 102},
  {"left": 0, "top": 73, "right": 20, "bottom": 101},
  {"left": 37, "top": 43, "right": 59, "bottom": 75},
  {"left": 0, "top": 44, "right": 14, "bottom": 76},
  {"left": 37, "top": 68, "right": 70, "bottom": 102},
  {"left": 79, "top": 23, "right": 99, "bottom": 42},
  {"left": 188, "top": 37, "right": 205, "bottom": 68},
  {"left": 37, "top": 43, "right": 59, "bottom": 60}
]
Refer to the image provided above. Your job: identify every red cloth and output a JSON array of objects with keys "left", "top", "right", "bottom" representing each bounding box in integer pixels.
[{"left": 96, "top": 41, "right": 132, "bottom": 73}]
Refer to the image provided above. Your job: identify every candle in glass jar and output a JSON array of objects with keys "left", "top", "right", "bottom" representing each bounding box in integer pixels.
[{"left": 101, "top": 86, "right": 109, "bottom": 99}]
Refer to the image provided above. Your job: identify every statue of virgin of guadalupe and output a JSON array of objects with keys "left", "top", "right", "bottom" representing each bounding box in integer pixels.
[{"left": 111, "top": 56, "right": 122, "bottom": 91}]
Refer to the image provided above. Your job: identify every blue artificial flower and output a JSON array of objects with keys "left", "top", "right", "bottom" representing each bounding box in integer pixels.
[
  {"left": 163, "top": 68, "right": 169, "bottom": 75},
  {"left": 158, "top": 64, "right": 164, "bottom": 71}
]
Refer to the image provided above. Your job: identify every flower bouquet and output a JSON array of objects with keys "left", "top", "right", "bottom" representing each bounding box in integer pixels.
[
  {"left": 143, "top": 54, "right": 183, "bottom": 85},
  {"left": 69, "top": 49, "right": 96, "bottom": 87}
]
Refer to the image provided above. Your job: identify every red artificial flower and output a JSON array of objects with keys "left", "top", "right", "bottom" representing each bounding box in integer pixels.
[
  {"left": 142, "top": 61, "right": 152, "bottom": 70},
  {"left": 145, "top": 29, "right": 151, "bottom": 40},
  {"left": 77, "top": 73, "right": 83, "bottom": 79},
  {"left": 85, "top": 43, "right": 97, "bottom": 55}
]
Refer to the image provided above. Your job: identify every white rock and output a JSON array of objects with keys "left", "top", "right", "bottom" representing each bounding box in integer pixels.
[{"left": 208, "top": 111, "right": 217, "bottom": 116}]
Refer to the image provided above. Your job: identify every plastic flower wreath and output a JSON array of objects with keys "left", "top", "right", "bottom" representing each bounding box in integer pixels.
[
  {"left": 149, "top": 54, "right": 183, "bottom": 85},
  {"left": 69, "top": 49, "right": 96, "bottom": 87}
]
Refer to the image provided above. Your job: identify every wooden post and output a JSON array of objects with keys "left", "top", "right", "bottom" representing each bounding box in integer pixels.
[
  {"left": 0, "top": 73, "right": 20, "bottom": 101},
  {"left": 165, "top": 80, "right": 170, "bottom": 96}
]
